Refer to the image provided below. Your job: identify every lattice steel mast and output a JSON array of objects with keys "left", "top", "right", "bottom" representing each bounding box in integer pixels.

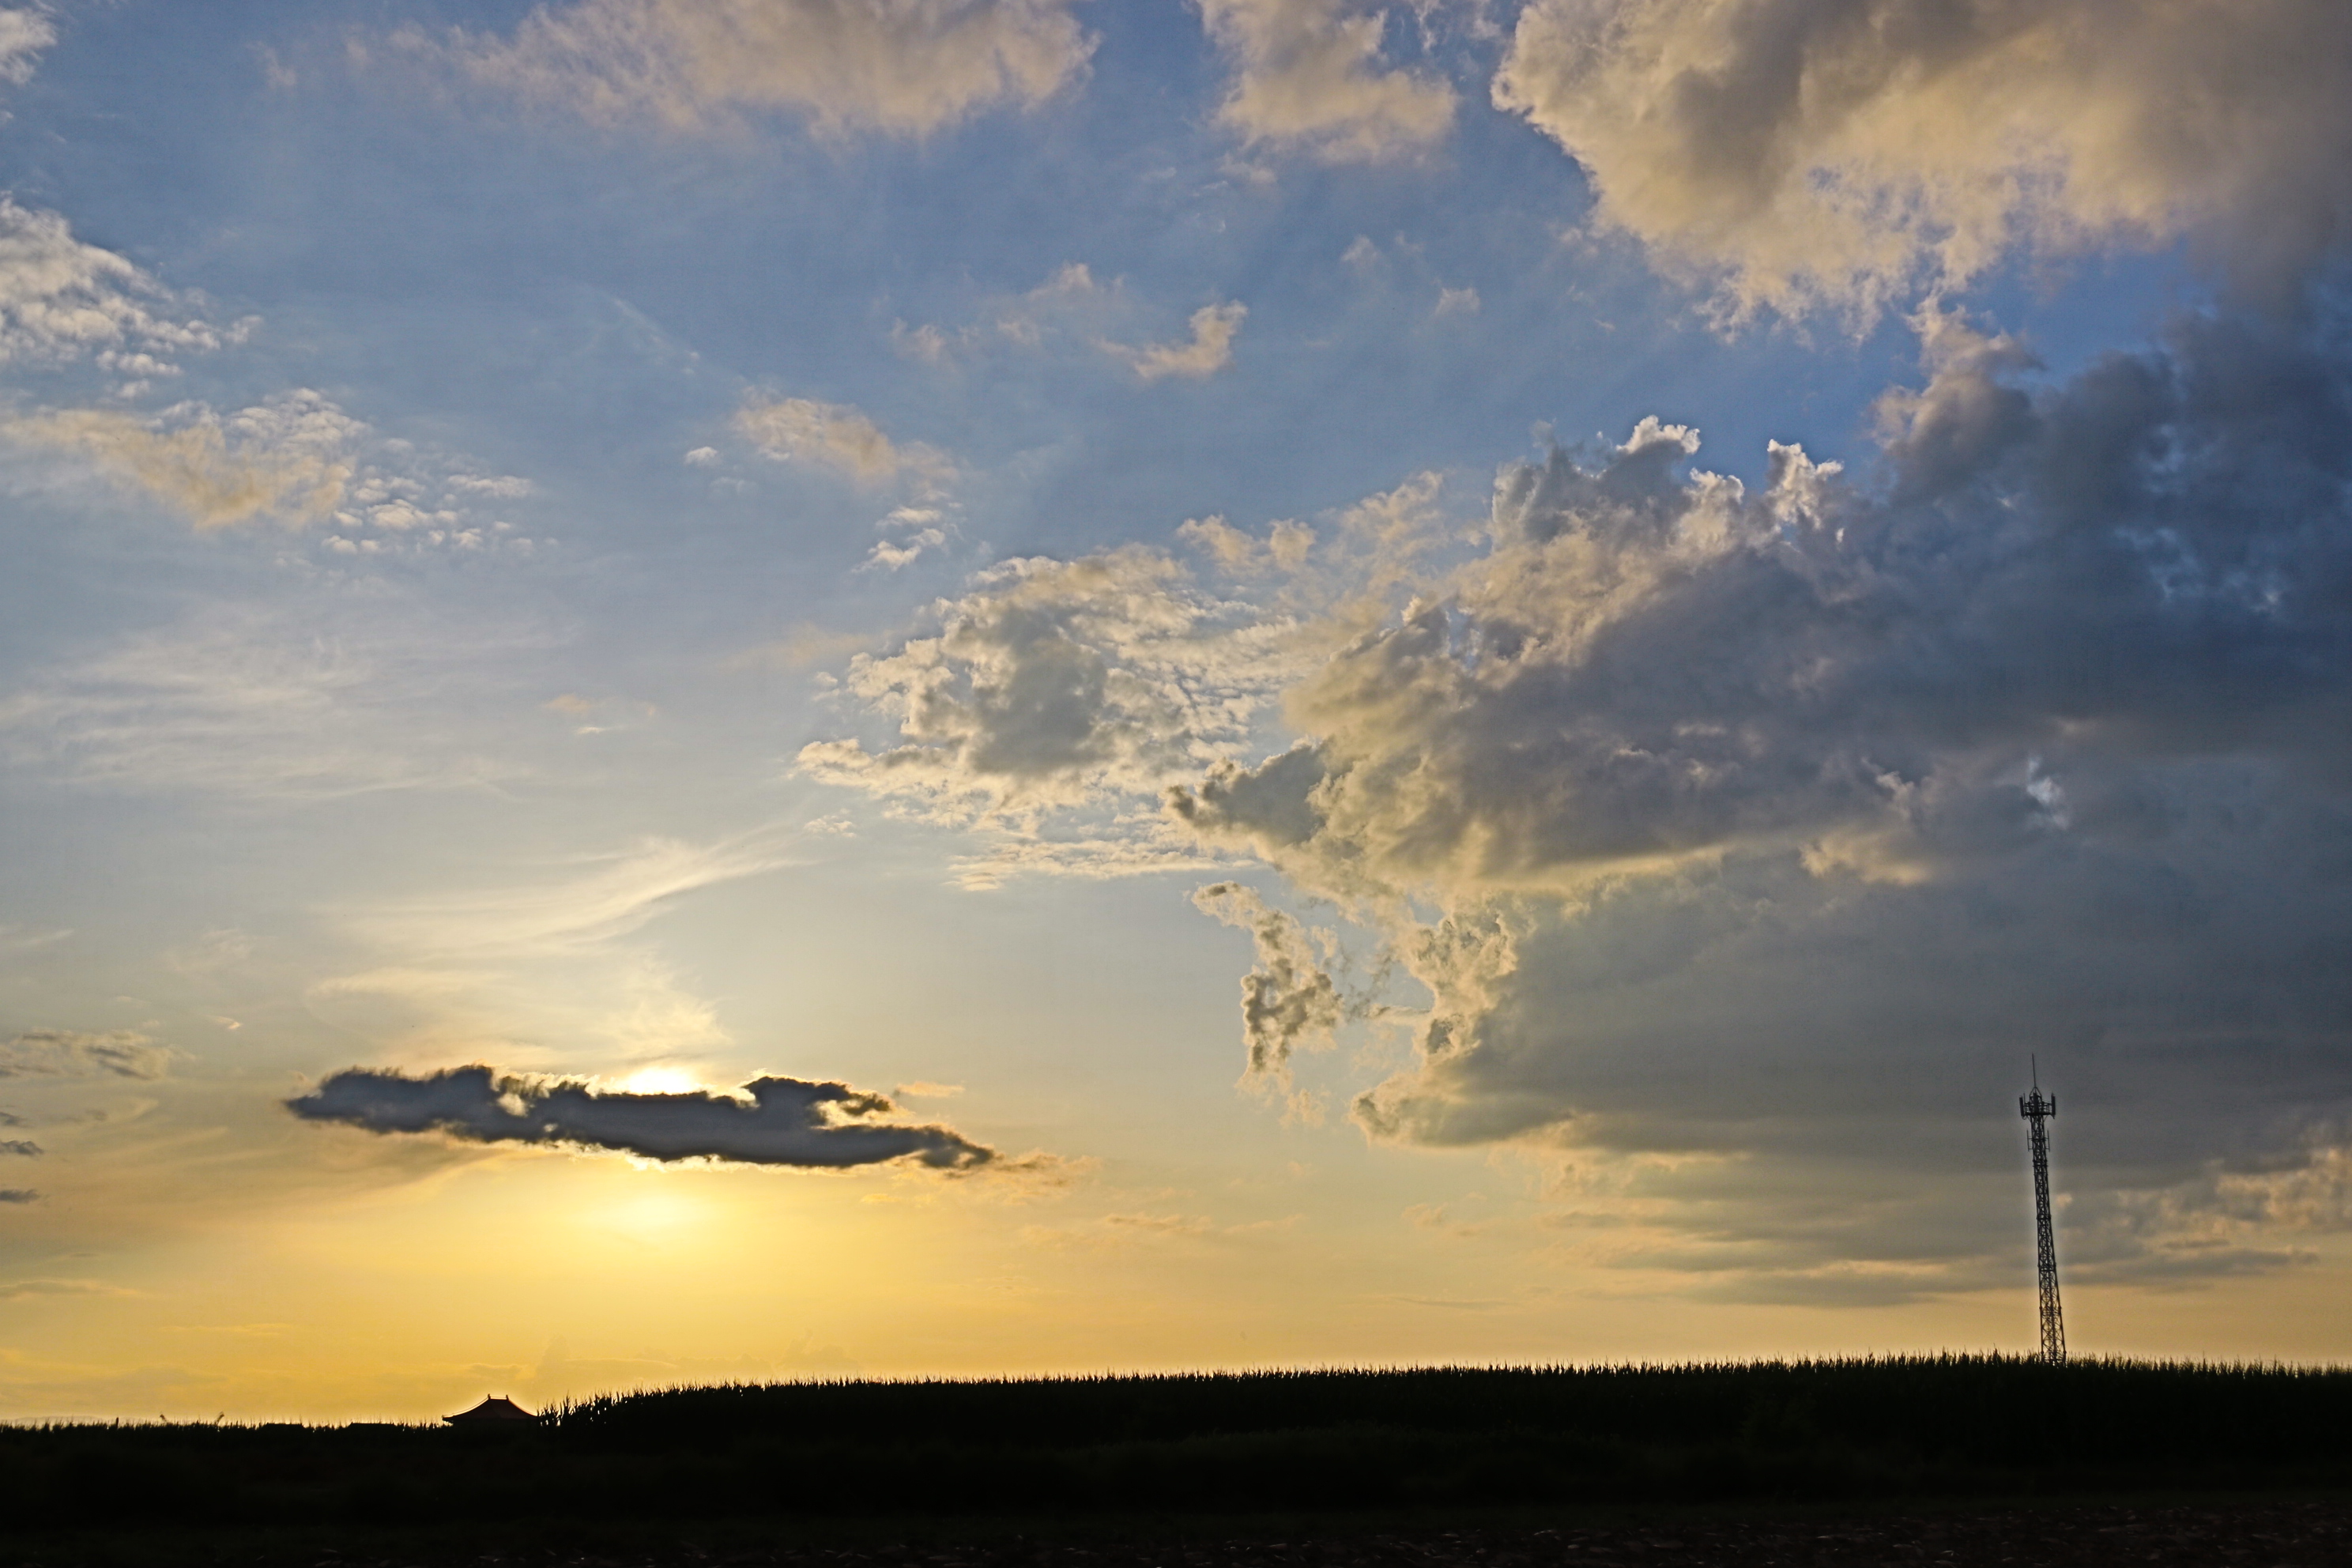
[{"left": 2019, "top": 1057, "right": 2065, "bottom": 1365}]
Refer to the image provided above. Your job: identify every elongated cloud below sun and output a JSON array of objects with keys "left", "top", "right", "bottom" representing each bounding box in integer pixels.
[
  {"left": 441, "top": 0, "right": 1094, "bottom": 137},
  {"left": 1494, "top": 0, "right": 2352, "bottom": 321},
  {"left": 287, "top": 1067, "right": 999, "bottom": 1170}
]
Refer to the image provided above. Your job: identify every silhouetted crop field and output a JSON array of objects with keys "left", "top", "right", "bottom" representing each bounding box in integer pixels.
[{"left": 2, "top": 1357, "right": 2348, "bottom": 1558}]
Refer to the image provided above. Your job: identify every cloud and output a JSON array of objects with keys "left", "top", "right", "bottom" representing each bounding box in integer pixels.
[
  {"left": 0, "top": 597, "right": 536, "bottom": 799},
  {"left": 0, "top": 7, "right": 53, "bottom": 85},
  {"left": 7, "top": 397, "right": 354, "bottom": 530},
  {"left": 797, "top": 546, "right": 1305, "bottom": 825},
  {"left": 0, "top": 197, "right": 235, "bottom": 375},
  {"left": 1103, "top": 303, "right": 1247, "bottom": 381},
  {"left": 1192, "top": 882, "right": 1342, "bottom": 1082},
  {"left": 1158, "top": 300, "right": 2352, "bottom": 1287},
  {"left": 0, "top": 1140, "right": 39, "bottom": 1157},
  {"left": 0, "top": 1279, "right": 133, "bottom": 1301},
  {"left": 733, "top": 394, "right": 947, "bottom": 487},
  {"left": 1494, "top": 0, "right": 2352, "bottom": 321},
  {"left": 846, "top": 288, "right": 2352, "bottom": 1292},
  {"left": 338, "top": 829, "right": 797, "bottom": 963},
  {"left": 443, "top": 0, "right": 1094, "bottom": 138},
  {"left": 3, "top": 389, "right": 537, "bottom": 545},
  {"left": 0, "top": 1190, "right": 36, "bottom": 1203},
  {"left": 287, "top": 1065, "right": 1000, "bottom": 1170},
  {"left": 1199, "top": 0, "right": 1454, "bottom": 162},
  {"left": 0, "top": 1030, "right": 172, "bottom": 1081}
]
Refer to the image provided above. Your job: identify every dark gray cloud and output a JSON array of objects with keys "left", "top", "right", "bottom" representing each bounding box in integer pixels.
[
  {"left": 0, "top": 1189, "right": 37, "bottom": 1203},
  {"left": 1160, "top": 295, "right": 2352, "bottom": 1297},
  {"left": 0, "top": 1029, "right": 172, "bottom": 1080},
  {"left": 0, "top": 1139, "right": 38, "bottom": 1157},
  {"left": 285, "top": 1065, "right": 998, "bottom": 1170}
]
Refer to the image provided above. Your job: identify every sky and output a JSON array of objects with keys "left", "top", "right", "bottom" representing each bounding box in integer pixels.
[{"left": 2, "top": 0, "right": 2350, "bottom": 1421}]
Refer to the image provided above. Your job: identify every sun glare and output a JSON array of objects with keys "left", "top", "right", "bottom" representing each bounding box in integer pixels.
[{"left": 619, "top": 1066, "right": 703, "bottom": 1095}]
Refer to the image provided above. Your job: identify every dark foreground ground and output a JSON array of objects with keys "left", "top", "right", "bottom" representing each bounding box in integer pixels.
[
  {"left": 6, "top": 1500, "right": 2350, "bottom": 1568},
  {"left": 8, "top": 1363, "right": 2352, "bottom": 1564}
]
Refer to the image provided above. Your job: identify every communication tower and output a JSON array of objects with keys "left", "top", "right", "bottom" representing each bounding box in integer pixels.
[{"left": 2019, "top": 1058, "right": 2065, "bottom": 1364}]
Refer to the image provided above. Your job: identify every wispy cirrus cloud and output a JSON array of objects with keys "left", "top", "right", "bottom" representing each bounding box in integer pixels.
[
  {"left": 0, "top": 1031, "right": 173, "bottom": 1081},
  {"left": 0, "top": 598, "right": 540, "bottom": 801}
]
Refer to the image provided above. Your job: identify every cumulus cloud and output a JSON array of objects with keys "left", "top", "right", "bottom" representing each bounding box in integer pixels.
[
  {"left": 1103, "top": 302, "right": 1247, "bottom": 381},
  {"left": 0, "top": 7, "right": 54, "bottom": 84},
  {"left": 733, "top": 394, "right": 947, "bottom": 487},
  {"left": 0, "top": 1030, "right": 172, "bottom": 1081},
  {"left": 7, "top": 396, "right": 355, "bottom": 530},
  {"left": 3, "top": 389, "right": 537, "bottom": 547},
  {"left": 821, "top": 285, "right": 2352, "bottom": 1293},
  {"left": 0, "top": 197, "right": 237, "bottom": 375},
  {"left": 1494, "top": 0, "right": 2352, "bottom": 320},
  {"left": 799, "top": 546, "right": 1306, "bottom": 824},
  {"left": 287, "top": 1065, "right": 998, "bottom": 1170},
  {"left": 1200, "top": 0, "right": 1454, "bottom": 162},
  {"left": 444, "top": 0, "right": 1094, "bottom": 137},
  {"left": 1192, "top": 882, "right": 1343, "bottom": 1082},
  {"left": 1157, "top": 300, "right": 2352, "bottom": 1293},
  {"left": 0, "top": 1140, "right": 39, "bottom": 1156}
]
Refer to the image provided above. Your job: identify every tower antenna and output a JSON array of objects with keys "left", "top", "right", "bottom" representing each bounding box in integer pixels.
[{"left": 2019, "top": 1060, "right": 2065, "bottom": 1364}]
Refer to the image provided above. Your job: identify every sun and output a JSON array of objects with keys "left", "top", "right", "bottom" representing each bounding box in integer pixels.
[{"left": 618, "top": 1065, "right": 703, "bottom": 1095}]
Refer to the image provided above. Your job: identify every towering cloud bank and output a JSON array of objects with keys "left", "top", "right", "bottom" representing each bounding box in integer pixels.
[
  {"left": 806, "top": 298, "right": 2352, "bottom": 1291},
  {"left": 1494, "top": 0, "right": 2352, "bottom": 319},
  {"left": 788, "top": 0, "right": 2352, "bottom": 1299},
  {"left": 288, "top": 1067, "right": 999, "bottom": 1170}
]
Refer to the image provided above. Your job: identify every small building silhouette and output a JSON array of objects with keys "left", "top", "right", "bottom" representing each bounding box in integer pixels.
[{"left": 445, "top": 1395, "right": 536, "bottom": 1426}]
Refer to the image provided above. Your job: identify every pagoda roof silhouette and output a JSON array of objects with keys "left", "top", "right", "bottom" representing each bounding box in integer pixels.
[{"left": 445, "top": 1395, "right": 536, "bottom": 1425}]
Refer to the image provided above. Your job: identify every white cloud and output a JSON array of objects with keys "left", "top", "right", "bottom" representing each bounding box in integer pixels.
[
  {"left": 0, "top": 198, "right": 236, "bottom": 375},
  {"left": 1102, "top": 301, "right": 1247, "bottom": 382},
  {"left": 733, "top": 394, "right": 947, "bottom": 486},
  {"left": 797, "top": 547, "right": 1306, "bottom": 824},
  {"left": 341, "top": 831, "right": 798, "bottom": 963},
  {"left": 1494, "top": 0, "right": 2352, "bottom": 322},
  {"left": 1200, "top": 0, "right": 1455, "bottom": 163},
  {"left": 7, "top": 396, "right": 356, "bottom": 530},
  {"left": 0, "top": 7, "right": 55, "bottom": 85},
  {"left": 3, "top": 390, "right": 541, "bottom": 549},
  {"left": 443, "top": 0, "right": 1095, "bottom": 138}
]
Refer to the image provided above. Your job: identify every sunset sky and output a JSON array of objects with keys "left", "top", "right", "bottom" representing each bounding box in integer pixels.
[{"left": 3, "top": 0, "right": 2350, "bottom": 1421}]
